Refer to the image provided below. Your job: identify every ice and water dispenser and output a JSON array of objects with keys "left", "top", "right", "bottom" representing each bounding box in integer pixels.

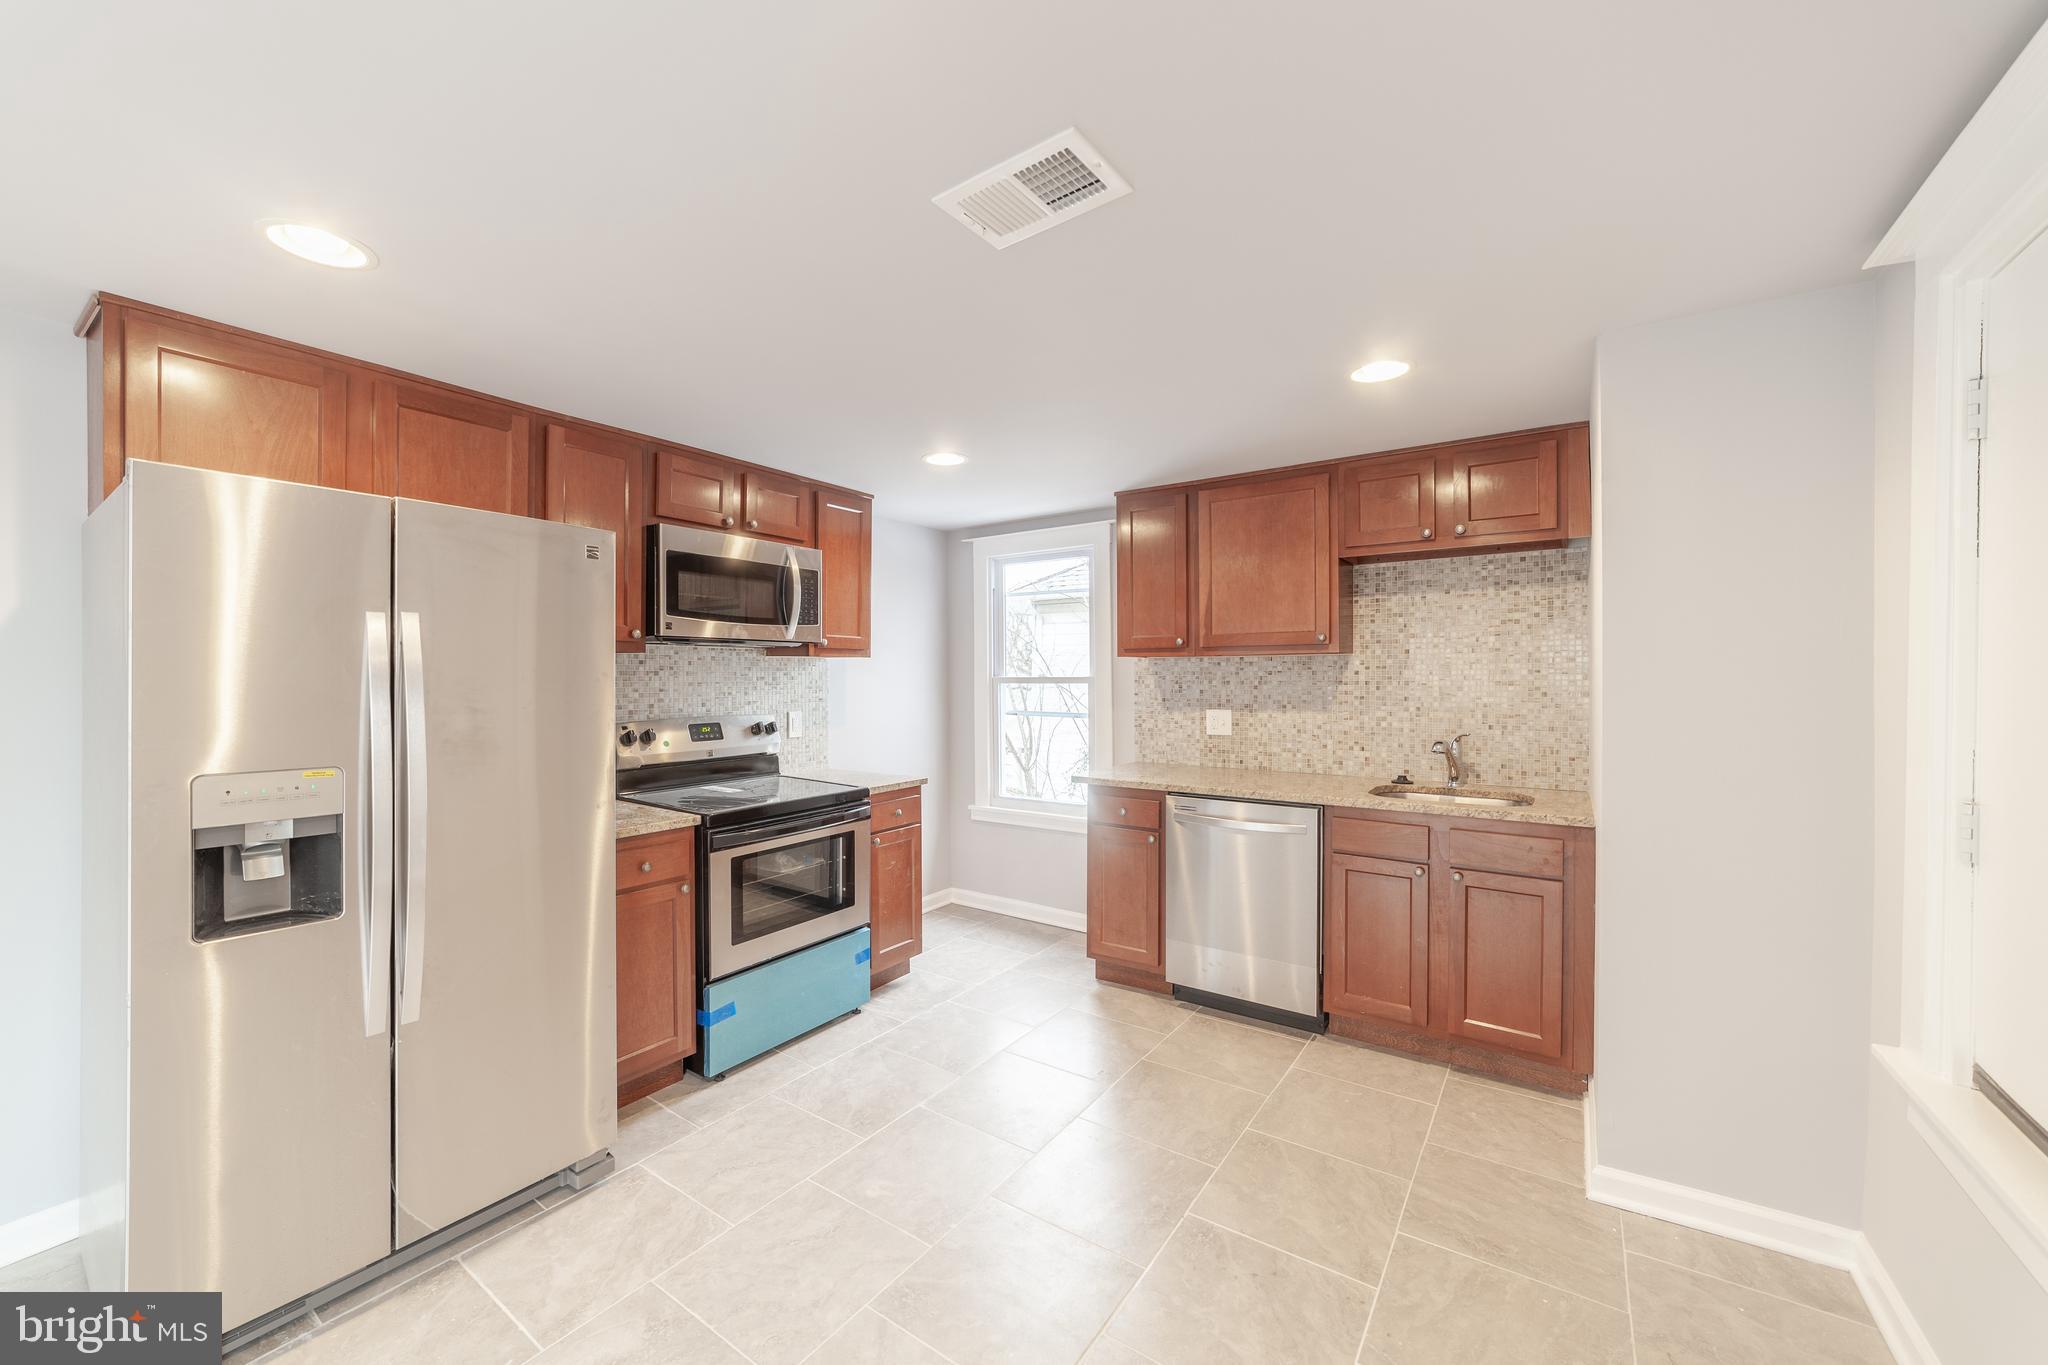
[{"left": 191, "top": 767, "right": 345, "bottom": 941}]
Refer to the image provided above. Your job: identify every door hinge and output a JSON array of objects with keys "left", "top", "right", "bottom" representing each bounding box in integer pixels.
[
  {"left": 1959, "top": 799, "right": 1980, "bottom": 867},
  {"left": 1965, "top": 376, "right": 1987, "bottom": 442}
]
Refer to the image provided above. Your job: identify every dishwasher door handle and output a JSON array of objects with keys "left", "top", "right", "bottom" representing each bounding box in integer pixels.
[{"left": 1171, "top": 810, "right": 1309, "bottom": 835}]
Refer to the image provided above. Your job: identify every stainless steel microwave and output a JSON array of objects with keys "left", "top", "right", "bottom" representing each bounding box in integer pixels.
[{"left": 649, "top": 523, "right": 825, "bottom": 645}]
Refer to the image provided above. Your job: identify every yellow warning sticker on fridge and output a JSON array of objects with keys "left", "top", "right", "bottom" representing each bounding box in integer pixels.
[{"left": 301, "top": 769, "right": 338, "bottom": 779}]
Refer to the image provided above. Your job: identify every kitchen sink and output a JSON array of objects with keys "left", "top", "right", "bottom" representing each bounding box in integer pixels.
[{"left": 1369, "top": 784, "right": 1534, "bottom": 808}]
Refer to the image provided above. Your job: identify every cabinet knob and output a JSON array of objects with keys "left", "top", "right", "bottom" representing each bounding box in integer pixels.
[
  {"left": 1117, "top": 806, "right": 1127, "bottom": 817},
  {"left": 1147, "top": 834, "right": 1157, "bottom": 844},
  {"left": 1421, "top": 527, "right": 1434, "bottom": 540},
  {"left": 747, "top": 519, "right": 760, "bottom": 530},
  {"left": 1452, "top": 871, "right": 1463, "bottom": 882},
  {"left": 894, "top": 807, "right": 904, "bottom": 817},
  {"left": 639, "top": 861, "right": 653, "bottom": 873},
  {"left": 1413, "top": 867, "right": 1425, "bottom": 877},
  {"left": 721, "top": 515, "right": 735, "bottom": 528},
  {"left": 630, "top": 628, "right": 643, "bottom": 639},
  {"left": 873, "top": 836, "right": 881, "bottom": 846},
  {"left": 1316, "top": 633, "right": 1327, "bottom": 642},
  {"left": 1454, "top": 523, "right": 1467, "bottom": 536},
  {"left": 680, "top": 882, "right": 690, "bottom": 895},
  {"left": 1174, "top": 637, "right": 1185, "bottom": 647}
]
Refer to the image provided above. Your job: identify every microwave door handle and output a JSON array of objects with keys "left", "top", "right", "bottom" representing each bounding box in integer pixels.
[
  {"left": 360, "top": 611, "right": 393, "bottom": 1038},
  {"left": 782, "top": 545, "right": 801, "bottom": 640},
  {"left": 396, "top": 610, "right": 429, "bottom": 1026}
]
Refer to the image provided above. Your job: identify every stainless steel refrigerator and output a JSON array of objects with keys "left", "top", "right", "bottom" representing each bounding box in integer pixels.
[{"left": 80, "top": 462, "right": 617, "bottom": 1336}]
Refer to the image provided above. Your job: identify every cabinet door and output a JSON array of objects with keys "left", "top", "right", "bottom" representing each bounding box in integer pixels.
[
  {"left": 1441, "top": 435, "right": 1560, "bottom": 546},
  {"left": 118, "top": 312, "right": 351, "bottom": 490},
  {"left": 616, "top": 877, "right": 696, "bottom": 1083},
  {"left": 815, "top": 490, "right": 873, "bottom": 654},
  {"left": 741, "top": 469, "right": 814, "bottom": 543},
  {"left": 1194, "top": 472, "right": 1335, "bottom": 650},
  {"left": 652, "top": 446, "right": 742, "bottom": 529},
  {"left": 1441, "top": 868, "right": 1564, "bottom": 1060},
  {"left": 1325, "top": 852, "right": 1430, "bottom": 1026},
  {"left": 869, "top": 823, "right": 922, "bottom": 977},
  {"left": 544, "top": 423, "right": 646, "bottom": 649},
  {"left": 1116, "top": 490, "right": 1190, "bottom": 653},
  {"left": 374, "top": 379, "right": 532, "bottom": 515},
  {"left": 1338, "top": 452, "right": 1439, "bottom": 555},
  {"left": 1087, "top": 823, "right": 1162, "bottom": 969}
]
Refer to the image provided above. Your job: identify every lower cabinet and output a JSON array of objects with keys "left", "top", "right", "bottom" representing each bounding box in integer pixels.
[
  {"left": 616, "top": 828, "right": 696, "bottom": 1098},
  {"left": 869, "top": 793, "right": 924, "bottom": 982},
  {"left": 1324, "top": 807, "right": 1592, "bottom": 1082},
  {"left": 1086, "top": 789, "right": 1165, "bottom": 974}
]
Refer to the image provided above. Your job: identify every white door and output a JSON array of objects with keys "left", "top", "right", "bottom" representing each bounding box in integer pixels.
[{"left": 1975, "top": 230, "right": 2048, "bottom": 1127}]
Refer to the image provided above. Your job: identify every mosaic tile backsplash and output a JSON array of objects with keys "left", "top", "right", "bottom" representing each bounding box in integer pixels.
[
  {"left": 615, "top": 645, "right": 829, "bottom": 771},
  {"left": 1133, "top": 547, "right": 1590, "bottom": 790}
]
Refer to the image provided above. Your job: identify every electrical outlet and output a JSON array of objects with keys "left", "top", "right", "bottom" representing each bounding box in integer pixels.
[
  {"left": 788, "top": 709, "right": 804, "bottom": 739},
  {"left": 1205, "top": 708, "right": 1232, "bottom": 737}
]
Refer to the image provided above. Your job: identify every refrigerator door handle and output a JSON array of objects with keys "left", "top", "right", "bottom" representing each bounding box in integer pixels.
[
  {"left": 361, "top": 612, "right": 394, "bottom": 1037},
  {"left": 396, "top": 609, "right": 429, "bottom": 1026}
]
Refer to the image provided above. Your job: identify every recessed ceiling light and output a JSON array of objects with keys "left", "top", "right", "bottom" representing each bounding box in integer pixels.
[
  {"left": 924, "top": 452, "right": 967, "bottom": 467},
  {"left": 1350, "top": 359, "right": 1410, "bottom": 384},
  {"left": 260, "top": 221, "right": 377, "bottom": 270}
]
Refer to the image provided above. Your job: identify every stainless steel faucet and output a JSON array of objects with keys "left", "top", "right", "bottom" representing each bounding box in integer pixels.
[{"left": 1429, "top": 734, "right": 1471, "bottom": 787}]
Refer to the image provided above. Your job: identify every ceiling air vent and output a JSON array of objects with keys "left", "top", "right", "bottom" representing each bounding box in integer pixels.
[{"left": 933, "top": 128, "right": 1131, "bottom": 249}]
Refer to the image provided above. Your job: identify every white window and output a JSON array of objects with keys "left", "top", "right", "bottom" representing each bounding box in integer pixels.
[{"left": 971, "top": 522, "right": 1113, "bottom": 832}]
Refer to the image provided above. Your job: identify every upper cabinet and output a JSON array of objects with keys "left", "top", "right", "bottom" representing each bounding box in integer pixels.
[
  {"left": 1116, "top": 423, "right": 1590, "bottom": 657},
  {"left": 651, "top": 446, "right": 743, "bottom": 530},
  {"left": 103, "top": 311, "right": 352, "bottom": 497},
  {"left": 371, "top": 379, "right": 532, "bottom": 516},
  {"left": 1115, "top": 490, "right": 1190, "bottom": 653},
  {"left": 544, "top": 422, "right": 647, "bottom": 650},
  {"left": 813, "top": 490, "right": 872, "bottom": 654},
  {"left": 740, "top": 469, "right": 813, "bottom": 543},
  {"left": 1195, "top": 471, "right": 1339, "bottom": 652}
]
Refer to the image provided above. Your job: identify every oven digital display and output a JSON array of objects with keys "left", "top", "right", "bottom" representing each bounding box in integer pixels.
[{"left": 688, "top": 723, "right": 724, "bottom": 743}]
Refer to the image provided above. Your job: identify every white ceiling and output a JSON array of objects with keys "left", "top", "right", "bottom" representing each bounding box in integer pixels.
[{"left": 2, "top": 3, "right": 2039, "bottom": 527}]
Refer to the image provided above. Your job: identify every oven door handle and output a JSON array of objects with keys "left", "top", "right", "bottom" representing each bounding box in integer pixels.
[{"left": 708, "top": 804, "right": 872, "bottom": 852}]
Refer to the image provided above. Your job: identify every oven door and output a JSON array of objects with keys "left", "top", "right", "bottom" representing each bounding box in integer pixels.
[
  {"left": 652, "top": 523, "right": 825, "bottom": 645},
  {"left": 707, "top": 807, "right": 870, "bottom": 979}
]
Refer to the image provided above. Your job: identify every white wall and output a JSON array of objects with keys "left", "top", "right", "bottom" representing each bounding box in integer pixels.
[
  {"left": 0, "top": 307, "right": 84, "bottom": 1245},
  {"left": 943, "top": 512, "right": 1135, "bottom": 916},
  {"left": 1593, "top": 281, "right": 1878, "bottom": 1230},
  {"left": 827, "top": 515, "right": 951, "bottom": 891}
]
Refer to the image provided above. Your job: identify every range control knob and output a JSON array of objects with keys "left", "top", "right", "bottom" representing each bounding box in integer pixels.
[
  {"left": 638, "top": 729, "right": 656, "bottom": 745},
  {"left": 748, "top": 722, "right": 765, "bottom": 736},
  {"left": 618, "top": 728, "right": 635, "bottom": 748},
  {"left": 762, "top": 720, "right": 779, "bottom": 735}
]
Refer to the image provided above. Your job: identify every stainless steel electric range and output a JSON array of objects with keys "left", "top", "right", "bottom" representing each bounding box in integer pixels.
[{"left": 616, "top": 715, "right": 873, "bottom": 1075}]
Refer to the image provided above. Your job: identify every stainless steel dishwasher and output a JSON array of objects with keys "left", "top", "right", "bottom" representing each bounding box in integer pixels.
[{"left": 1163, "top": 794, "right": 1323, "bottom": 1029}]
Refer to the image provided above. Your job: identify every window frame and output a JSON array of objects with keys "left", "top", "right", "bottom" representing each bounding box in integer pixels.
[{"left": 969, "top": 521, "right": 1113, "bottom": 834}]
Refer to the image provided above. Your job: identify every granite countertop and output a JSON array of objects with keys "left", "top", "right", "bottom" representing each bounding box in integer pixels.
[
  {"left": 787, "top": 770, "right": 928, "bottom": 797},
  {"left": 1082, "top": 763, "right": 1594, "bottom": 829},
  {"left": 613, "top": 799, "right": 700, "bottom": 840}
]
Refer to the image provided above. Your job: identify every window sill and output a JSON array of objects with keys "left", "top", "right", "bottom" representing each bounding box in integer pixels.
[
  {"left": 1874, "top": 1044, "right": 2048, "bottom": 1291},
  {"left": 969, "top": 804, "right": 1087, "bottom": 835}
]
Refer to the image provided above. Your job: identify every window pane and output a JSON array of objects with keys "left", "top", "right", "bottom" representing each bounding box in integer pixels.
[
  {"left": 998, "top": 682, "right": 1090, "bottom": 804},
  {"left": 999, "top": 554, "right": 1091, "bottom": 678}
]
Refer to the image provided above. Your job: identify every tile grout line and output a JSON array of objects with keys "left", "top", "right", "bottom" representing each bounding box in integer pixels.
[
  {"left": 653, "top": 1279, "right": 766, "bottom": 1365},
  {"left": 1619, "top": 1247, "right": 1885, "bottom": 1333},
  {"left": 1621, "top": 1213, "right": 1644, "bottom": 1365},
  {"left": 455, "top": 1258, "right": 544, "bottom": 1357},
  {"left": 1392, "top": 1231, "right": 1633, "bottom": 1315},
  {"left": 1180, "top": 1210, "right": 1383, "bottom": 1291},
  {"left": 1356, "top": 1052, "right": 1440, "bottom": 1364}
]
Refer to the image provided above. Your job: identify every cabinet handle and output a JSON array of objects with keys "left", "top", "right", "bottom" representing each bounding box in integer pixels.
[
  {"left": 1316, "top": 633, "right": 1327, "bottom": 642},
  {"left": 1452, "top": 871, "right": 1463, "bottom": 882},
  {"left": 1454, "top": 523, "right": 1467, "bottom": 536},
  {"left": 1413, "top": 867, "right": 1425, "bottom": 877},
  {"left": 1117, "top": 806, "right": 1127, "bottom": 817},
  {"left": 747, "top": 518, "right": 760, "bottom": 530},
  {"left": 1147, "top": 834, "right": 1156, "bottom": 844},
  {"left": 630, "top": 628, "right": 643, "bottom": 639},
  {"left": 873, "top": 836, "right": 882, "bottom": 846},
  {"left": 1174, "top": 636, "right": 1185, "bottom": 647},
  {"left": 894, "top": 807, "right": 904, "bottom": 817},
  {"left": 680, "top": 883, "right": 690, "bottom": 895},
  {"left": 1421, "top": 528, "right": 1434, "bottom": 540},
  {"left": 639, "top": 861, "right": 654, "bottom": 873},
  {"left": 721, "top": 515, "right": 735, "bottom": 528}
]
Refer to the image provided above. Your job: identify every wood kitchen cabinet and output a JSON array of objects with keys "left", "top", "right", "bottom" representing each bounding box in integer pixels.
[
  {"left": 740, "top": 469, "right": 814, "bottom": 543},
  {"left": 814, "top": 490, "right": 873, "bottom": 654},
  {"left": 616, "top": 828, "right": 696, "bottom": 1102},
  {"left": 544, "top": 422, "right": 647, "bottom": 650},
  {"left": 1325, "top": 850, "right": 1432, "bottom": 1027},
  {"left": 1115, "top": 489, "right": 1191, "bottom": 654},
  {"left": 868, "top": 793, "right": 924, "bottom": 983},
  {"left": 651, "top": 445, "right": 743, "bottom": 530},
  {"left": 370, "top": 378, "right": 532, "bottom": 516},
  {"left": 1440, "top": 432, "right": 1560, "bottom": 548},
  {"left": 1338, "top": 452, "right": 1440, "bottom": 556},
  {"left": 1195, "top": 471, "right": 1341, "bottom": 652},
  {"left": 1442, "top": 866, "right": 1564, "bottom": 1060},
  {"left": 1086, "top": 790, "right": 1165, "bottom": 976}
]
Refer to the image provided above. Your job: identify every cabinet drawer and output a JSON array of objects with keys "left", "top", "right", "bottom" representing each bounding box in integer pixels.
[
  {"left": 872, "top": 791, "right": 922, "bottom": 833},
  {"left": 618, "top": 829, "right": 695, "bottom": 891},
  {"left": 1089, "top": 788, "right": 1162, "bottom": 830},
  {"left": 1443, "top": 826, "right": 1564, "bottom": 880},
  {"left": 1328, "top": 813, "right": 1431, "bottom": 862}
]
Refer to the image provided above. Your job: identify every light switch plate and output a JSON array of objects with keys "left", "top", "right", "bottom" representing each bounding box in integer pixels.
[
  {"left": 788, "top": 709, "right": 805, "bottom": 738},
  {"left": 1205, "top": 708, "right": 1232, "bottom": 736}
]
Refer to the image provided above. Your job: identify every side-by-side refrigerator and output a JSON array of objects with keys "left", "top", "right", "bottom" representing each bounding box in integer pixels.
[{"left": 81, "top": 462, "right": 618, "bottom": 1336}]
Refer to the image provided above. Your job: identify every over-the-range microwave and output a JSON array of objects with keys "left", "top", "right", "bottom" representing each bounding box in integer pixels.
[{"left": 648, "top": 522, "right": 825, "bottom": 646}]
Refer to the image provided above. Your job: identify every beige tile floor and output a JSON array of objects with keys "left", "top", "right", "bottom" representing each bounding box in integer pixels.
[{"left": 2, "top": 904, "right": 1896, "bottom": 1365}]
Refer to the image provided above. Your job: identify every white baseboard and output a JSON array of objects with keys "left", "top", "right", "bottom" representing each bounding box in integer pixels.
[
  {"left": 925, "top": 886, "right": 1085, "bottom": 935},
  {"left": 0, "top": 1198, "right": 79, "bottom": 1267},
  {"left": 1852, "top": 1234, "right": 1940, "bottom": 1365},
  {"left": 1586, "top": 1163, "right": 1862, "bottom": 1269}
]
